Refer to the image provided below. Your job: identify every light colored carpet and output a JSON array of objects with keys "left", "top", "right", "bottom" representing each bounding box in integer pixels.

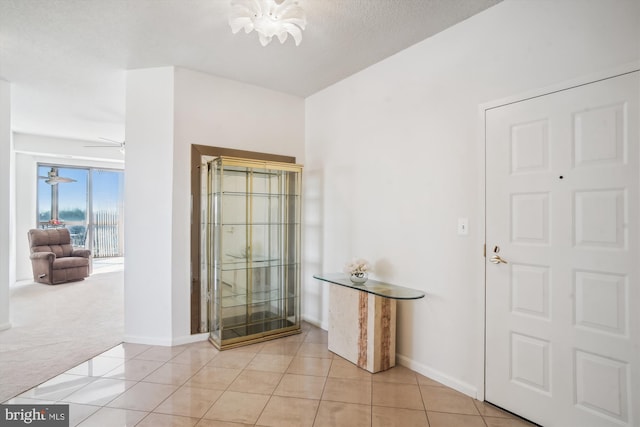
[{"left": 0, "top": 265, "right": 124, "bottom": 402}]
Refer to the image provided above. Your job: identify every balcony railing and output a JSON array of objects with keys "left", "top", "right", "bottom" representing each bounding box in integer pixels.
[{"left": 38, "top": 210, "right": 123, "bottom": 258}]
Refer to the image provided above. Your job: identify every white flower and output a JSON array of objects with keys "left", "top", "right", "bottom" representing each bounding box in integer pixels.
[{"left": 343, "top": 258, "right": 371, "bottom": 275}]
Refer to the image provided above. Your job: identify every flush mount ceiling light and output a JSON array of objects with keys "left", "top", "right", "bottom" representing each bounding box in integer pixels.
[{"left": 229, "top": 0, "right": 307, "bottom": 47}]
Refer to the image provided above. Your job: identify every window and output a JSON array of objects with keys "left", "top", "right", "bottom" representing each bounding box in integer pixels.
[{"left": 37, "top": 164, "right": 124, "bottom": 257}]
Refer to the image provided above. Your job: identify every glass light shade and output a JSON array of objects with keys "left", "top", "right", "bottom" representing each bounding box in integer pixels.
[{"left": 229, "top": 0, "right": 306, "bottom": 46}]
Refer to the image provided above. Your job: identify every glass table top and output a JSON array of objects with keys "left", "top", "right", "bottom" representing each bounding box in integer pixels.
[{"left": 313, "top": 273, "right": 425, "bottom": 300}]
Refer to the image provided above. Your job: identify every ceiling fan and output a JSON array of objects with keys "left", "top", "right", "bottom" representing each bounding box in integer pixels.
[
  {"left": 38, "top": 167, "right": 77, "bottom": 185},
  {"left": 84, "top": 137, "right": 125, "bottom": 154}
]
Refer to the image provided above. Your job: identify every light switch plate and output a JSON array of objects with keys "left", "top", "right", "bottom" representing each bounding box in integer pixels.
[{"left": 458, "top": 218, "right": 469, "bottom": 235}]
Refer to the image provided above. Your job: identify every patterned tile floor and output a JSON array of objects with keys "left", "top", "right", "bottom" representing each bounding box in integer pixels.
[{"left": 4, "top": 323, "right": 536, "bottom": 426}]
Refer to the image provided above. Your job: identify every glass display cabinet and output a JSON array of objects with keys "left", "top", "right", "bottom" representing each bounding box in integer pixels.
[{"left": 204, "top": 156, "right": 302, "bottom": 349}]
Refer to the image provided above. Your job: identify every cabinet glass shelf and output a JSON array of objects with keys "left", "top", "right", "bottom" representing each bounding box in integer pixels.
[
  {"left": 218, "top": 263, "right": 299, "bottom": 272},
  {"left": 219, "top": 291, "right": 297, "bottom": 307},
  {"left": 215, "top": 194, "right": 301, "bottom": 199}
]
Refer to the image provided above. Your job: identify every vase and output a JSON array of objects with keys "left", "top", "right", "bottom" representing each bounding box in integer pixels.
[{"left": 350, "top": 272, "right": 368, "bottom": 284}]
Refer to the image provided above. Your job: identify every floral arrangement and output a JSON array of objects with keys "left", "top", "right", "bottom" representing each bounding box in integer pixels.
[
  {"left": 343, "top": 258, "right": 371, "bottom": 276},
  {"left": 48, "top": 219, "right": 63, "bottom": 226}
]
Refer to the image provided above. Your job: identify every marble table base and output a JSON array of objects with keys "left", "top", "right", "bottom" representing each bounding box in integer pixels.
[{"left": 328, "top": 283, "right": 397, "bottom": 373}]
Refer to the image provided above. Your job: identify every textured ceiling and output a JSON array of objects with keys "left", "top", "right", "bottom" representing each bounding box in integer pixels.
[{"left": 0, "top": 0, "right": 501, "bottom": 142}]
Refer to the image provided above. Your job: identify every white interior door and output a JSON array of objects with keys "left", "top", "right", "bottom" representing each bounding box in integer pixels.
[{"left": 485, "top": 71, "right": 639, "bottom": 427}]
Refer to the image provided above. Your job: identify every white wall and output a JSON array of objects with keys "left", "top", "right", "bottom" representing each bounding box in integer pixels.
[
  {"left": 304, "top": 0, "right": 640, "bottom": 397},
  {"left": 0, "top": 80, "right": 13, "bottom": 330},
  {"left": 172, "top": 68, "right": 305, "bottom": 339},
  {"left": 174, "top": 68, "right": 305, "bottom": 158},
  {"left": 124, "top": 67, "right": 176, "bottom": 345},
  {"left": 124, "top": 66, "right": 304, "bottom": 345},
  {"left": 13, "top": 133, "right": 124, "bottom": 281}
]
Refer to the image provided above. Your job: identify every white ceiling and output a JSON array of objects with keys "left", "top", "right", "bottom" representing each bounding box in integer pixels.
[{"left": 0, "top": 0, "right": 501, "bottom": 142}]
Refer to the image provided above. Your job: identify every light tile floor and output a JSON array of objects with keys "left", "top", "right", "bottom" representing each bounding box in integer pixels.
[{"left": 4, "top": 323, "right": 537, "bottom": 427}]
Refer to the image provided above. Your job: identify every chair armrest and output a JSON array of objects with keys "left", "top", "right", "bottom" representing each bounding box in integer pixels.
[
  {"left": 30, "top": 252, "right": 55, "bottom": 262},
  {"left": 71, "top": 249, "right": 91, "bottom": 258}
]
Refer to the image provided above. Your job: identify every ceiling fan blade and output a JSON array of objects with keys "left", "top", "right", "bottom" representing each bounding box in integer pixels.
[
  {"left": 45, "top": 177, "right": 76, "bottom": 184},
  {"left": 43, "top": 169, "right": 77, "bottom": 184},
  {"left": 86, "top": 138, "right": 125, "bottom": 154},
  {"left": 56, "top": 177, "right": 77, "bottom": 183},
  {"left": 40, "top": 167, "right": 77, "bottom": 185},
  {"left": 98, "top": 137, "right": 124, "bottom": 145}
]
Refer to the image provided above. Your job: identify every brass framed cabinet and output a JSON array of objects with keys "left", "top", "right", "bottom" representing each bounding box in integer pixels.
[{"left": 204, "top": 156, "right": 302, "bottom": 349}]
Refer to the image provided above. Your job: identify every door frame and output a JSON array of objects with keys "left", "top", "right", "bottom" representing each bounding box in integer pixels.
[{"left": 476, "top": 61, "right": 640, "bottom": 403}]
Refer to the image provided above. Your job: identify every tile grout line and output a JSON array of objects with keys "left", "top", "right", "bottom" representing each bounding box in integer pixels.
[
  {"left": 416, "top": 373, "right": 432, "bottom": 427},
  {"left": 251, "top": 335, "right": 302, "bottom": 426},
  {"left": 311, "top": 353, "right": 333, "bottom": 427}
]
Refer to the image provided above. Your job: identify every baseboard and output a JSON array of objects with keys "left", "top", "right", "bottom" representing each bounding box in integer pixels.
[
  {"left": 302, "top": 315, "right": 327, "bottom": 331},
  {"left": 123, "top": 334, "right": 174, "bottom": 346},
  {"left": 0, "top": 321, "right": 11, "bottom": 331},
  {"left": 300, "top": 318, "right": 477, "bottom": 397},
  {"left": 396, "top": 353, "right": 479, "bottom": 399},
  {"left": 123, "top": 333, "right": 210, "bottom": 347},
  {"left": 172, "top": 333, "right": 209, "bottom": 346}
]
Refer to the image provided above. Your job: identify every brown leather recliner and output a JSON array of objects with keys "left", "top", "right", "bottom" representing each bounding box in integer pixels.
[{"left": 28, "top": 228, "right": 91, "bottom": 285}]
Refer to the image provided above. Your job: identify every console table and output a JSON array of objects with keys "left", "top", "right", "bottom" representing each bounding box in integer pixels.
[{"left": 313, "top": 273, "right": 425, "bottom": 373}]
